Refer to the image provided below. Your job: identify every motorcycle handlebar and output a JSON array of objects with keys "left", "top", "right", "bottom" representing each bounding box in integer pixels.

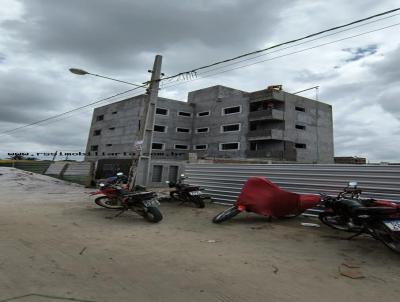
[{"left": 319, "top": 193, "right": 336, "bottom": 205}]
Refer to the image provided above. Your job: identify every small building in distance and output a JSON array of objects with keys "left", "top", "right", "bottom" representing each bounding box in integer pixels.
[
  {"left": 334, "top": 156, "right": 367, "bottom": 164},
  {"left": 85, "top": 84, "right": 334, "bottom": 169}
]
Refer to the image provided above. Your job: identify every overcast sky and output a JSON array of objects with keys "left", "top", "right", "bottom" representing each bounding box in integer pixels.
[{"left": 0, "top": 0, "right": 399, "bottom": 162}]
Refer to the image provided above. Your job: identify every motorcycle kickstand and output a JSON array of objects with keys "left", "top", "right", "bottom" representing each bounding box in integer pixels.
[
  {"left": 346, "top": 229, "right": 365, "bottom": 240},
  {"left": 178, "top": 198, "right": 187, "bottom": 206},
  {"left": 115, "top": 209, "right": 127, "bottom": 217}
]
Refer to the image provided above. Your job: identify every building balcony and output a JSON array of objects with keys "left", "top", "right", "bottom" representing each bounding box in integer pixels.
[
  {"left": 247, "top": 129, "right": 284, "bottom": 140},
  {"left": 249, "top": 90, "right": 285, "bottom": 103},
  {"left": 248, "top": 108, "right": 284, "bottom": 121}
]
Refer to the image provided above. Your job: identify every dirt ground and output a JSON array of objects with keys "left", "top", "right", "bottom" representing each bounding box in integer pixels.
[{"left": 0, "top": 167, "right": 399, "bottom": 302}]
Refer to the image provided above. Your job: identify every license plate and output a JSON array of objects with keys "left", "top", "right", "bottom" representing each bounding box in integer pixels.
[
  {"left": 189, "top": 191, "right": 202, "bottom": 196},
  {"left": 383, "top": 220, "right": 400, "bottom": 231},
  {"left": 142, "top": 198, "right": 160, "bottom": 207}
]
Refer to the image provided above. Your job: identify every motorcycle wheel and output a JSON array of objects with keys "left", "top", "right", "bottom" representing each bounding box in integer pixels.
[
  {"left": 212, "top": 206, "right": 241, "bottom": 224},
  {"left": 94, "top": 196, "right": 124, "bottom": 210},
  {"left": 191, "top": 195, "right": 205, "bottom": 208},
  {"left": 143, "top": 207, "right": 163, "bottom": 223},
  {"left": 371, "top": 222, "right": 400, "bottom": 253},
  {"left": 318, "top": 212, "right": 355, "bottom": 232}
]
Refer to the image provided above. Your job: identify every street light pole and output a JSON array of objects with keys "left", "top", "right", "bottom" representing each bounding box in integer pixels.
[
  {"left": 70, "top": 56, "right": 162, "bottom": 189},
  {"left": 130, "top": 55, "right": 162, "bottom": 188}
]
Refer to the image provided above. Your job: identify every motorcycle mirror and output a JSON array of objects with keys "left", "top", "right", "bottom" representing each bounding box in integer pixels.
[
  {"left": 116, "top": 172, "right": 123, "bottom": 176},
  {"left": 348, "top": 181, "right": 358, "bottom": 188}
]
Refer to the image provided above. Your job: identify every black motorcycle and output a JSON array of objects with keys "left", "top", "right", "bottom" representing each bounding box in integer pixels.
[
  {"left": 92, "top": 173, "right": 163, "bottom": 223},
  {"left": 166, "top": 174, "right": 205, "bottom": 208},
  {"left": 115, "top": 187, "right": 163, "bottom": 223},
  {"left": 319, "top": 192, "right": 400, "bottom": 253}
]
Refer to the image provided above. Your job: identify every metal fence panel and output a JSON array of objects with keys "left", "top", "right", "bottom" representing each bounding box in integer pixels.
[{"left": 183, "top": 164, "right": 400, "bottom": 211}]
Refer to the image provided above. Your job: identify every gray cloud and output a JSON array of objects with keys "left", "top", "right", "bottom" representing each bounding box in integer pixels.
[{"left": 4, "top": 0, "right": 288, "bottom": 74}]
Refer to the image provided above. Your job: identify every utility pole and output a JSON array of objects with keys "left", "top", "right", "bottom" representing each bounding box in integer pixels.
[{"left": 129, "top": 55, "right": 162, "bottom": 188}]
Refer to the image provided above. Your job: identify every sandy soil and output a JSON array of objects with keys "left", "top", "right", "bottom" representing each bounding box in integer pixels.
[{"left": 0, "top": 167, "right": 399, "bottom": 302}]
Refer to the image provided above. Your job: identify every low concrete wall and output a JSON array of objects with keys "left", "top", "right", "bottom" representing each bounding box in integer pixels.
[
  {"left": 0, "top": 160, "right": 52, "bottom": 174},
  {"left": 44, "top": 161, "right": 94, "bottom": 186}
]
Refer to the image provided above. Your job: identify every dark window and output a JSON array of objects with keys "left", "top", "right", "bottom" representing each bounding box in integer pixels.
[
  {"left": 295, "top": 106, "right": 305, "bottom": 112},
  {"left": 112, "top": 111, "right": 117, "bottom": 114},
  {"left": 96, "top": 115, "right": 104, "bottom": 121},
  {"left": 168, "top": 165, "right": 179, "bottom": 182},
  {"left": 197, "top": 111, "right": 210, "bottom": 117},
  {"left": 223, "top": 106, "right": 241, "bottom": 115},
  {"left": 295, "top": 124, "right": 306, "bottom": 130},
  {"left": 90, "top": 145, "right": 98, "bottom": 151},
  {"left": 93, "top": 129, "right": 101, "bottom": 136},
  {"left": 195, "top": 145, "right": 207, "bottom": 150},
  {"left": 109, "top": 127, "right": 115, "bottom": 130},
  {"left": 196, "top": 127, "right": 209, "bottom": 133},
  {"left": 222, "top": 124, "right": 240, "bottom": 132},
  {"left": 152, "top": 165, "right": 163, "bottom": 182},
  {"left": 152, "top": 143, "right": 164, "bottom": 150},
  {"left": 106, "top": 144, "right": 112, "bottom": 147},
  {"left": 156, "top": 108, "right": 168, "bottom": 115},
  {"left": 295, "top": 143, "right": 306, "bottom": 149},
  {"left": 220, "top": 143, "right": 239, "bottom": 150},
  {"left": 178, "top": 111, "right": 191, "bottom": 117},
  {"left": 175, "top": 144, "right": 189, "bottom": 150},
  {"left": 176, "top": 127, "right": 190, "bottom": 133},
  {"left": 154, "top": 125, "right": 166, "bottom": 132}
]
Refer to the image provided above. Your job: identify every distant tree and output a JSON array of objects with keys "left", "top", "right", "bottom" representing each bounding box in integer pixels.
[{"left": 9, "top": 154, "right": 26, "bottom": 160}]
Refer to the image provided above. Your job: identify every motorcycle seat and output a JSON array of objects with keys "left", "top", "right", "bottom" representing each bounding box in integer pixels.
[
  {"left": 122, "top": 191, "right": 155, "bottom": 198},
  {"left": 353, "top": 206, "right": 398, "bottom": 215}
]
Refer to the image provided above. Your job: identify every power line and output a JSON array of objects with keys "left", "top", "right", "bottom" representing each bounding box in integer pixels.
[
  {"left": 160, "top": 8, "right": 400, "bottom": 82},
  {"left": 87, "top": 72, "right": 145, "bottom": 87},
  {"left": 0, "top": 86, "right": 145, "bottom": 136},
  {"left": 190, "top": 13, "right": 400, "bottom": 77},
  {"left": 7, "top": 89, "right": 147, "bottom": 135},
  {"left": 161, "top": 22, "right": 400, "bottom": 90},
  {"left": 2, "top": 9, "right": 400, "bottom": 137}
]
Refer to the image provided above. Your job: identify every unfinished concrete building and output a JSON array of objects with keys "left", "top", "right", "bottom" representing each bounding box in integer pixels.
[{"left": 85, "top": 85, "right": 334, "bottom": 175}]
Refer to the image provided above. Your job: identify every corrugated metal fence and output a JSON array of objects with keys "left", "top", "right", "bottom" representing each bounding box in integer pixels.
[{"left": 184, "top": 164, "right": 400, "bottom": 207}]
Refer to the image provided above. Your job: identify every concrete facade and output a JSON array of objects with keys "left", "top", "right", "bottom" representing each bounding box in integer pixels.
[{"left": 85, "top": 85, "right": 334, "bottom": 165}]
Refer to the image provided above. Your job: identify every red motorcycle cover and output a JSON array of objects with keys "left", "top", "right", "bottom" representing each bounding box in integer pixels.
[{"left": 235, "top": 177, "right": 320, "bottom": 218}]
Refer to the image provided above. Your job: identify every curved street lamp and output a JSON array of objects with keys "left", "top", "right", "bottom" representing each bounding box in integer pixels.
[
  {"left": 69, "top": 67, "right": 144, "bottom": 88},
  {"left": 69, "top": 68, "right": 89, "bottom": 75}
]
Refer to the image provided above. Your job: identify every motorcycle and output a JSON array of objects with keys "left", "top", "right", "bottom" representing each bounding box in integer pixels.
[
  {"left": 166, "top": 174, "right": 206, "bottom": 208},
  {"left": 91, "top": 172, "right": 127, "bottom": 209},
  {"left": 335, "top": 181, "right": 400, "bottom": 209},
  {"left": 319, "top": 189, "right": 400, "bottom": 253},
  {"left": 212, "top": 177, "right": 321, "bottom": 223},
  {"left": 90, "top": 173, "right": 163, "bottom": 223}
]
